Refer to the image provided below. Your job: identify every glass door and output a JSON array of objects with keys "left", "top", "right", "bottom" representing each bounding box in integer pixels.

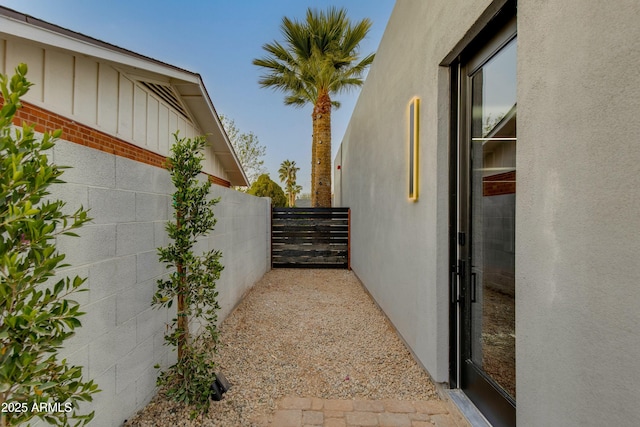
[{"left": 453, "top": 21, "right": 517, "bottom": 427}]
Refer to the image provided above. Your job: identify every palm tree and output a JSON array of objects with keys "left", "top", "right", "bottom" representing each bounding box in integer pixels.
[
  {"left": 254, "top": 7, "right": 374, "bottom": 207},
  {"left": 291, "top": 184, "right": 303, "bottom": 206},
  {"left": 279, "top": 159, "right": 300, "bottom": 207}
]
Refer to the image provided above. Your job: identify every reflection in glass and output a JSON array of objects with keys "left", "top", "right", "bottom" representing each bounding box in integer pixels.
[{"left": 470, "top": 38, "right": 516, "bottom": 399}]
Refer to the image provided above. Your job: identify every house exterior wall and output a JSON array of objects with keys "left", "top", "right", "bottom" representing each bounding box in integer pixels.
[
  {"left": 336, "top": 0, "right": 640, "bottom": 425},
  {"left": 517, "top": 1, "right": 640, "bottom": 425},
  {"left": 0, "top": 36, "right": 227, "bottom": 180},
  {"left": 39, "top": 139, "right": 270, "bottom": 426},
  {"left": 335, "top": 0, "right": 496, "bottom": 384}
]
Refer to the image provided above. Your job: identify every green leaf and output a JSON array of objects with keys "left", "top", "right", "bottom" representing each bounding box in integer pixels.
[{"left": 0, "top": 65, "right": 98, "bottom": 425}]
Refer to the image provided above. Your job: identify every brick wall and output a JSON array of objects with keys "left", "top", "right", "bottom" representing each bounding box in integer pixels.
[
  {"left": 11, "top": 99, "right": 231, "bottom": 187},
  {"left": 483, "top": 171, "right": 516, "bottom": 197}
]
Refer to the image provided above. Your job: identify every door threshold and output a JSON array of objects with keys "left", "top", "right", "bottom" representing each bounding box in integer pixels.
[{"left": 447, "top": 389, "right": 493, "bottom": 427}]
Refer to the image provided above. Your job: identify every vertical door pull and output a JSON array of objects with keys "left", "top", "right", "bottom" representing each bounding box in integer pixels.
[
  {"left": 456, "top": 259, "right": 466, "bottom": 305},
  {"left": 471, "top": 272, "right": 477, "bottom": 303},
  {"left": 451, "top": 270, "right": 457, "bottom": 304}
]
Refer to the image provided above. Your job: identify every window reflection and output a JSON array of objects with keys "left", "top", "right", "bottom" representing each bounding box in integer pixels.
[{"left": 470, "top": 37, "right": 517, "bottom": 399}]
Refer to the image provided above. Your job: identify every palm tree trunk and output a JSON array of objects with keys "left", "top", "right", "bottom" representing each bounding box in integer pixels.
[{"left": 312, "top": 91, "right": 332, "bottom": 207}]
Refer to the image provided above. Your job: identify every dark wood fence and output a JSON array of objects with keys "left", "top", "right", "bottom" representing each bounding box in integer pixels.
[{"left": 271, "top": 207, "right": 350, "bottom": 269}]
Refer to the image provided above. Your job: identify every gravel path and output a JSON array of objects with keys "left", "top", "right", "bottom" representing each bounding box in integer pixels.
[{"left": 124, "top": 269, "right": 440, "bottom": 426}]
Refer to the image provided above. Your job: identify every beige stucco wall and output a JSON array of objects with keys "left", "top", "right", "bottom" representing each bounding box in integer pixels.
[
  {"left": 335, "top": 0, "right": 496, "bottom": 383},
  {"left": 517, "top": 0, "right": 640, "bottom": 425},
  {"left": 337, "top": 0, "right": 640, "bottom": 424}
]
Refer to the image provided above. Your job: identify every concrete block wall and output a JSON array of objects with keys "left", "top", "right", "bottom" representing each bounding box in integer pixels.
[{"left": 38, "top": 140, "right": 270, "bottom": 426}]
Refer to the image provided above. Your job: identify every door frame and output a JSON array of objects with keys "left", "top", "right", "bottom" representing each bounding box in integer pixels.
[{"left": 448, "top": 3, "right": 517, "bottom": 426}]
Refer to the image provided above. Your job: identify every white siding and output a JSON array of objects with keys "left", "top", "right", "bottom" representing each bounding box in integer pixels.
[
  {"left": 44, "top": 49, "right": 74, "bottom": 114},
  {"left": 0, "top": 39, "right": 5, "bottom": 75},
  {"left": 117, "top": 75, "right": 134, "bottom": 140},
  {"left": 5, "top": 39, "right": 43, "bottom": 102},
  {"left": 177, "top": 116, "right": 187, "bottom": 137},
  {"left": 207, "top": 148, "right": 224, "bottom": 178},
  {"left": 146, "top": 96, "right": 159, "bottom": 151},
  {"left": 97, "top": 63, "right": 118, "bottom": 133},
  {"left": 0, "top": 37, "right": 228, "bottom": 181},
  {"left": 74, "top": 56, "right": 98, "bottom": 124},
  {"left": 168, "top": 111, "right": 178, "bottom": 141},
  {"left": 133, "top": 84, "right": 147, "bottom": 143},
  {"left": 158, "top": 104, "right": 169, "bottom": 153}
]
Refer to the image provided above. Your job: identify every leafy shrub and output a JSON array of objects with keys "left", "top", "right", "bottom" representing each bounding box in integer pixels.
[
  {"left": 0, "top": 64, "right": 99, "bottom": 426},
  {"left": 247, "top": 173, "right": 287, "bottom": 207},
  {"left": 152, "top": 134, "right": 223, "bottom": 416}
]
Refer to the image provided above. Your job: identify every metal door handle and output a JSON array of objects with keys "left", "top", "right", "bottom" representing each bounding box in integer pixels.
[
  {"left": 451, "top": 270, "right": 457, "bottom": 304},
  {"left": 471, "top": 272, "right": 477, "bottom": 303}
]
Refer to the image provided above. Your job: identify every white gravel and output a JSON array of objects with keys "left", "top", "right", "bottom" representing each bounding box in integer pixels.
[{"left": 123, "top": 269, "right": 439, "bottom": 426}]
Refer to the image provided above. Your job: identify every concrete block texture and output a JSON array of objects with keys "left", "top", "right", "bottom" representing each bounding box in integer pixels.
[
  {"left": 89, "top": 318, "right": 137, "bottom": 378},
  {"left": 135, "top": 192, "right": 169, "bottom": 222},
  {"left": 89, "top": 188, "right": 135, "bottom": 224},
  {"left": 88, "top": 255, "right": 137, "bottom": 302},
  {"left": 116, "top": 336, "right": 154, "bottom": 394},
  {"left": 45, "top": 140, "right": 270, "bottom": 426},
  {"left": 54, "top": 140, "right": 116, "bottom": 188},
  {"left": 136, "top": 250, "right": 166, "bottom": 283},
  {"left": 116, "top": 278, "right": 157, "bottom": 325},
  {"left": 116, "top": 222, "right": 155, "bottom": 256},
  {"left": 116, "top": 156, "right": 172, "bottom": 194},
  {"left": 47, "top": 182, "right": 89, "bottom": 217},
  {"left": 56, "top": 224, "right": 116, "bottom": 266}
]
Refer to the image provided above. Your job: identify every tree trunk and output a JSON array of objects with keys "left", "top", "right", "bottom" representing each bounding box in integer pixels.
[
  {"left": 176, "top": 215, "right": 189, "bottom": 362},
  {"left": 312, "top": 90, "right": 332, "bottom": 207}
]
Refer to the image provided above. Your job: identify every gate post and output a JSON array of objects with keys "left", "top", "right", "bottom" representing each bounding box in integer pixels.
[{"left": 348, "top": 208, "right": 351, "bottom": 270}]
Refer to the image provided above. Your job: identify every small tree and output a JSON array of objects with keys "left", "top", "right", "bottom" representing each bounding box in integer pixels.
[
  {"left": 152, "top": 133, "right": 223, "bottom": 416},
  {"left": 219, "top": 115, "right": 267, "bottom": 189},
  {"left": 0, "top": 64, "right": 98, "bottom": 426},
  {"left": 247, "top": 174, "right": 287, "bottom": 207}
]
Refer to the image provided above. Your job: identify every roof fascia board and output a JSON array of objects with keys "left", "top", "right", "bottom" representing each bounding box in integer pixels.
[
  {"left": 0, "top": 6, "right": 248, "bottom": 187},
  {"left": 190, "top": 76, "right": 249, "bottom": 186},
  {"left": 0, "top": 14, "right": 199, "bottom": 84}
]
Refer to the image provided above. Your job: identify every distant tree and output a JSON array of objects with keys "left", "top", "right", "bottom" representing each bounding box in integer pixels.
[
  {"left": 291, "top": 184, "right": 303, "bottom": 206},
  {"left": 278, "top": 159, "right": 300, "bottom": 207},
  {"left": 247, "top": 174, "right": 287, "bottom": 207},
  {"left": 219, "top": 115, "right": 267, "bottom": 188},
  {"left": 253, "top": 7, "right": 374, "bottom": 207}
]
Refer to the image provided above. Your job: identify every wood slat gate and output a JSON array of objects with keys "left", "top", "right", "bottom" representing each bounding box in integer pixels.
[{"left": 271, "top": 207, "right": 350, "bottom": 269}]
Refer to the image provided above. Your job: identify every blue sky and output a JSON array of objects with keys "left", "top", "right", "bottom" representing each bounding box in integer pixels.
[{"left": 0, "top": 0, "right": 396, "bottom": 193}]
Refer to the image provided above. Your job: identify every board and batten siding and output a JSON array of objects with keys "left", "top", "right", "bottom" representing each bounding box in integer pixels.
[{"left": 0, "top": 37, "right": 225, "bottom": 180}]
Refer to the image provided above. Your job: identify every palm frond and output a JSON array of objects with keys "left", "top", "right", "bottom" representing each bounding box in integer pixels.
[
  {"left": 253, "top": 6, "right": 375, "bottom": 109},
  {"left": 284, "top": 95, "right": 309, "bottom": 107}
]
